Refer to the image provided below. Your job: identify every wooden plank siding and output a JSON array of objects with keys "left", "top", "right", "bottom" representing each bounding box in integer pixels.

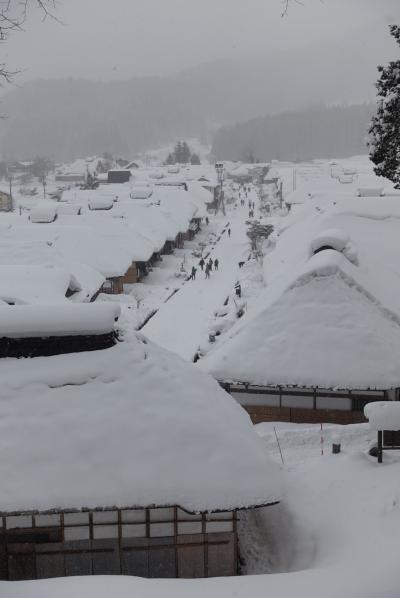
[
  {"left": 220, "top": 383, "right": 392, "bottom": 425},
  {"left": 0, "top": 507, "right": 238, "bottom": 580},
  {"left": 122, "top": 263, "right": 139, "bottom": 285}
]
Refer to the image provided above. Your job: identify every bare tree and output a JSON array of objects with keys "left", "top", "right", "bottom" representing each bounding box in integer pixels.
[
  {"left": 131, "top": 287, "right": 145, "bottom": 309},
  {"left": 0, "top": 1, "right": 58, "bottom": 85},
  {"left": 281, "top": 0, "right": 305, "bottom": 17}
]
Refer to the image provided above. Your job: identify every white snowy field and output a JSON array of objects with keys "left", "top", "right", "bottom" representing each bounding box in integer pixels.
[{"left": 2, "top": 422, "right": 399, "bottom": 597}]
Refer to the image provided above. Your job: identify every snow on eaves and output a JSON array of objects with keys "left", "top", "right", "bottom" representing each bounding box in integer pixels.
[{"left": 0, "top": 303, "right": 120, "bottom": 338}]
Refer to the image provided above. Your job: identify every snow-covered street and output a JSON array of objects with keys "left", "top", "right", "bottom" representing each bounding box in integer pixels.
[{"left": 143, "top": 193, "right": 257, "bottom": 360}]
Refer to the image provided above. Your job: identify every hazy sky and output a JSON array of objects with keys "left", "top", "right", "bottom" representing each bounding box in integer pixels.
[{"left": 3, "top": 0, "right": 400, "bottom": 82}]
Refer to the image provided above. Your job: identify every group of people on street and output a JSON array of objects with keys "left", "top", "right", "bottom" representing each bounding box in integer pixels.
[
  {"left": 194, "top": 256, "right": 220, "bottom": 280},
  {"left": 239, "top": 186, "right": 256, "bottom": 209},
  {"left": 189, "top": 216, "right": 232, "bottom": 281}
]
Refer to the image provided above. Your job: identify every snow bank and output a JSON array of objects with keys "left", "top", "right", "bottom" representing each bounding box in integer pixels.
[
  {"left": 0, "top": 303, "right": 120, "bottom": 338},
  {"left": 364, "top": 401, "right": 400, "bottom": 431}
]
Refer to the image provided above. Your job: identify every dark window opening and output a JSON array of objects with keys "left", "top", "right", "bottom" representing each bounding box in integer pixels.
[
  {"left": 313, "top": 245, "right": 336, "bottom": 255},
  {"left": 0, "top": 528, "right": 62, "bottom": 544}
]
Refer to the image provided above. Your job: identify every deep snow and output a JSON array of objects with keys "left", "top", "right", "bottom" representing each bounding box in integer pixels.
[
  {"left": 2, "top": 422, "right": 400, "bottom": 597},
  {"left": 1, "top": 156, "right": 400, "bottom": 597}
]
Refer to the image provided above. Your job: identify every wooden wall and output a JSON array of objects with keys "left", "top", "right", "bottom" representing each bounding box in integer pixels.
[
  {"left": 221, "top": 383, "right": 387, "bottom": 425},
  {"left": 0, "top": 507, "right": 237, "bottom": 580},
  {"left": 122, "top": 263, "right": 139, "bottom": 285}
]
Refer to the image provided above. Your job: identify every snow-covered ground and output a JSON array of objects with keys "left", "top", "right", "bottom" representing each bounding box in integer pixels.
[
  {"left": 1, "top": 155, "right": 400, "bottom": 596},
  {"left": 2, "top": 422, "right": 400, "bottom": 597}
]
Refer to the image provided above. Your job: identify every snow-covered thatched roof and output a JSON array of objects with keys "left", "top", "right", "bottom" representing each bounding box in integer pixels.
[
  {"left": 201, "top": 250, "right": 400, "bottom": 390},
  {"left": 0, "top": 308, "right": 280, "bottom": 514},
  {"left": 0, "top": 303, "right": 120, "bottom": 338},
  {"left": 0, "top": 264, "right": 73, "bottom": 305}
]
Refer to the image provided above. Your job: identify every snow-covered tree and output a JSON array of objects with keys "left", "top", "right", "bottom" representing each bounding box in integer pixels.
[
  {"left": 246, "top": 221, "right": 274, "bottom": 255},
  {"left": 164, "top": 141, "right": 194, "bottom": 165},
  {"left": 190, "top": 153, "right": 201, "bottom": 165},
  {"left": 368, "top": 25, "right": 400, "bottom": 188}
]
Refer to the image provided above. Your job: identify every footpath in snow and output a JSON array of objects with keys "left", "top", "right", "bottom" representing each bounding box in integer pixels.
[{"left": 142, "top": 194, "right": 256, "bottom": 360}]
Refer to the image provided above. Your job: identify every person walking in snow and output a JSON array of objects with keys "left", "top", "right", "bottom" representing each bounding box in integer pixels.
[
  {"left": 205, "top": 264, "right": 211, "bottom": 279},
  {"left": 199, "top": 257, "right": 205, "bottom": 270},
  {"left": 205, "top": 216, "right": 209, "bottom": 225},
  {"left": 191, "top": 266, "right": 197, "bottom": 280},
  {"left": 208, "top": 258, "right": 213, "bottom": 271},
  {"left": 228, "top": 228, "right": 231, "bottom": 238},
  {"left": 214, "top": 258, "right": 219, "bottom": 271}
]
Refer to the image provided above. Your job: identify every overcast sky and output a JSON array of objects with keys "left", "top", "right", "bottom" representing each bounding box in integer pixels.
[{"left": 3, "top": 0, "right": 400, "bottom": 82}]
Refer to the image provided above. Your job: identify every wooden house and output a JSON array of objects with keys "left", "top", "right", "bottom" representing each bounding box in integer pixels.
[
  {"left": 200, "top": 250, "right": 400, "bottom": 424},
  {"left": 55, "top": 172, "right": 85, "bottom": 183},
  {"left": 0, "top": 304, "right": 280, "bottom": 580},
  {"left": 0, "top": 191, "right": 12, "bottom": 212},
  {"left": 0, "top": 303, "right": 118, "bottom": 357}
]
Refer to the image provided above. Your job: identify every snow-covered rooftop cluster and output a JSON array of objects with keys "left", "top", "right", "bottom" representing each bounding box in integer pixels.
[
  {"left": 0, "top": 162, "right": 281, "bottom": 513},
  {"left": 0, "top": 176, "right": 214, "bottom": 302}
]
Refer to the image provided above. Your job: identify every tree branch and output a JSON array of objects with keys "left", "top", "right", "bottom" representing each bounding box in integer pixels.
[{"left": 0, "top": 1, "right": 59, "bottom": 85}]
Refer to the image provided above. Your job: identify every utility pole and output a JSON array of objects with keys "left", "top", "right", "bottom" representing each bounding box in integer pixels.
[
  {"left": 215, "top": 162, "right": 225, "bottom": 215},
  {"left": 7, "top": 169, "right": 13, "bottom": 206},
  {"left": 41, "top": 175, "right": 47, "bottom": 199}
]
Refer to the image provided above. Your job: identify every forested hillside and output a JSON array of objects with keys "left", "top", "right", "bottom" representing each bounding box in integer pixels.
[{"left": 212, "top": 104, "right": 374, "bottom": 162}]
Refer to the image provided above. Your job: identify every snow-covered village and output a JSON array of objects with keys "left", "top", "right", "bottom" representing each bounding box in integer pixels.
[{"left": 0, "top": 1, "right": 399, "bottom": 597}]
